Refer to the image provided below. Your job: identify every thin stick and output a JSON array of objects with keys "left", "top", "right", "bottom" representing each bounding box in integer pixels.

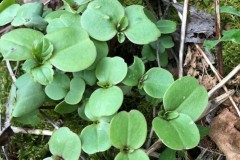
[
  {"left": 146, "top": 127, "right": 154, "bottom": 148},
  {"left": 144, "top": 0, "right": 157, "bottom": 17},
  {"left": 208, "top": 64, "right": 240, "bottom": 97},
  {"left": 214, "top": 0, "right": 224, "bottom": 75},
  {"left": 172, "top": 0, "right": 183, "bottom": 20},
  {"left": 156, "top": 39, "right": 161, "bottom": 67},
  {"left": 178, "top": 0, "right": 189, "bottom": 78},
  {"left": 197, "top": 145, "right": 224, "bottom": 156},
  {"left": 6, "top": 61, "right": 16, "bottom": 82},
  {"left": 146, "top": 140, "right": 162, "bottom": 155},
  {"left": 40, "top": 110, "right": 59, "bottom": 129},
  {"left": 1, "top": 146, "right": 9, "bottom": 160},
  {"left": 157, "top": 0, "right": 163, "bottom": 18},
  {"left": 0, "top": 25, "right": 13, "bottom": 34},
  {"left": 195, "top": 44, "right": 240, "bottom": 117},
  {"left": 11, "top": 126, "right": 53, "bottom": 136}
]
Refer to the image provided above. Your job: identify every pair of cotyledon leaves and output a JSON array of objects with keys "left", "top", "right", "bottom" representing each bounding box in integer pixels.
[
  {"left": 0, "top": 27, "right": 97, "bottom": 84},
  {"left": 48, "top": 110, "right": 149, "bottom": 160},
  {"left": 0, "top": 1, "right": 47, "bottom": 30},
  {"left": 153, "top": 76, "right": 208, "bottom": 150},
  {"left": 81, "top": 0, "right": 160, "bottom": 44}
]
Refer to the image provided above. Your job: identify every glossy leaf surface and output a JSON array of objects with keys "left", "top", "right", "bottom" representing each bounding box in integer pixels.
[
  {"left": 80, "top": 122, "right": 111, "bottom": 154},
  {"left": 0, "top": 4, "right": 20, "bottom": 26},
  {"left": 143, "top": 68, "right": 174, "bottom": 98},
  {"left": 81, "top": 0, "right": 124, "bottom": 41},
  {"left": 122, "top": 56, "right": 145, "bottom": 86},
  {"left": 85, "top": 86, "right": 123, "bottom": 118},
  {"left": 65, "top": 77, "right": 85, "bottom": 105},
  {"left": 0, "top": 28, "right": 43, "bottom": 61},
  {"left": 96, "top": 57, "right": 128, "bottom": 85},
  {"left": 46, "top": 27, "right": 97, "bottom": 72},
  {"left": 55, "top": 101, "right": 79, "bottom": 114},
  {"left": 12, "top": 74, "right": 45, "bottom": 117},
  {"left": 46, "top": 12, "right": 81, "bottom": 33},
  {"left": 156, "top": 20, "right": 176, "bottom": 34},
  {"left": 124, "top": 5, "right": 160, "bottom": 44},
  {"left": 49, "top": 127, "right": 81, "bottom": 160},
  {"left": 45, "top": 72, "right": 70, "bottom": 100},
  {"left": 115, "top": 149, "right": 149, "bottom": 160},
  {"left": 153, "top": 114, "right": 200, "bottom": 150},
  {"left": 110, "top": 110, "right": 147, "bottom": 150},
  {"left": 163, "top": 76, "right": 208, "bottom": 121}
]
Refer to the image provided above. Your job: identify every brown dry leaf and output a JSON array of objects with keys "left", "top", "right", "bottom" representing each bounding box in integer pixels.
[
  {"left": 209, "top": 109, "right": 240, "bottom": 160},
  {"left": 199, "top": 75, "right": 218, "bottom": 90}
]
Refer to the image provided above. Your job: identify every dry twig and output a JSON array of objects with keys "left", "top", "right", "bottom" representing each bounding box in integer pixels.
[
  {"left": 178, "top": 0, "right": 189, "bottom": 78},
  {"left": 195, "top": 44, "right": 240, "bottom": 117},
  {"left": 214, "top": 0, "right": 224, "bottom": 75},
  {"left": 146, "top": 140, "right": 162, "bottom": 155}
]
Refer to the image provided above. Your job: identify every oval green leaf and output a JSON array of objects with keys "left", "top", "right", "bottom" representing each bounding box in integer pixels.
[
  {"left": 55, "top": 101, "right": 79, "bottom": 114},
  {"left": 110, "top": 110, "right": 147, "bottom": 150},
  {"left": 81, "top": 0, "right": 124, "bottom": 41},
  {"left": 46, "top": 12, "right": 81, "bottom": 33},
  {"left": 156, "top": 20, "right": 176, "bottom": 34},
  {"left": 0, "top": 4, "right": 20, "bottom": 26},
  {"left": 12, "top": 73, "right": 46, "bottom": 117},
  {"left": 158, "top": 148, "right": 177, "bottom": 160},
  {"left": 11, "top": 2, "right": 47, "bottom": 30},
  {"left": 143, "top": 67, "right": 174, "bottom": 98},
  {"left": 44, "top": 10, "right": 68, "bottom": 22},
  {"left": 0, "top": 28, "right": 44, "bottom": 61},
  {"left": 85, "top": 86, "right": 123, "bottom": 118},
  {"left": 46, "top": 27, "right": 97, "bottom": 72},
  {"left": 73, "top": 69, "right": 97, "bottom": 86},
  {"left": 163, "top": 76, "right": 208, "bottom": 121},
  {"left": 65, "top": 77, "right": 85, "bottom": 105},
  {"left": 45, "top": 72, "right": 70, "bottom": 100},
  {"left": 96, "top": 57, "right": 128, "bottom": 85},
  {"left": 49, "top": 127, "right": 81, "bottom": 160},
  {"left": 153, "top": 113, "right": 200, "bottom": 150},
  {"left": 122, "top": 56, "right": 145, "bottom": 86},
  {"left": 115, "top": 149, "right": 149, "bottom": 160},
  {"left": 87, "top": 39, "right": 109, "bottom": 70},
  {"left": 0, "top": 0, "right": 15, "bottom": 12},
  {"left": 80, "top": 122, "right": 111, "bottom": 154},
  {"left": 124, "top": 5, "right": 160, "bottom": 44}
]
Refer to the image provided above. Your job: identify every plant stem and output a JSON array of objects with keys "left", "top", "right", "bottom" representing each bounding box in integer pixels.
[
  {"left": 156, "top": 39, "right": 161, "bottom": 67},
  {"left": 146, "top": 140, "right": 162, "bottom": 155},
  {"left": 144, "top": 0, "right": 157, "bottom": 17},
  {"left": 178, "top": 0, "right": 189, "bottom": 78},
  {"left": 195, "top": 44, "right": 240, "bottom": 117},
  {"left": 6, "top": 61, "right": 16, "bottom": 82},
  {"left": 172, "top": 0, "right": 183, "bottom": 20},
  {"left": 214, "top": 0, "right": 224, "bottom": 76},
  {"left": 146, "top": 127, "right": 154, "bottom": 148},
  {"left": 1, "top": 146, "right": 9, "bottom": 160},
  {"left": 0, "top": 25, "right": 13, "bottom": 34},
  {"left": 157, "top": 0, "right": 163, "bottom": 18},
  {"left": 40, "top": 110, "right": 60, "bottom": 129}
]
